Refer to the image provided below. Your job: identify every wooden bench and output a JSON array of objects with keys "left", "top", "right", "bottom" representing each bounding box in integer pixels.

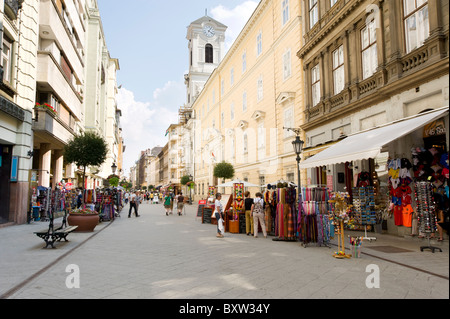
[{"left": 34, "top": 225, "right": 78, "bottom": 249}]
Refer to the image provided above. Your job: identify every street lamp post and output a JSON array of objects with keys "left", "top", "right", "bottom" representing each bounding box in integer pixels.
[
  {"left": 284, "top": 127, "right": 304, "bottom": 206},
  {"left": 111, "top": 162, "right": 117, "bottom": 175},
  {"left": 292, "top": 136, "right": 304, "bottom": 203}
]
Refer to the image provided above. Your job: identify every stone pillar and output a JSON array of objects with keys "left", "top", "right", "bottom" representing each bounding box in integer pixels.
[
  {"left": 53, "top": 150, "right": 64, "bottom": 189},
  {"left": 38, "top": 143, "right": 51, "bottom": 187}
]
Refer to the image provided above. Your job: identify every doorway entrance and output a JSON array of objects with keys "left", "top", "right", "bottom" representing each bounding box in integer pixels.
[{"left": 0, "top": 145, "right": 12, "bottom": 224}]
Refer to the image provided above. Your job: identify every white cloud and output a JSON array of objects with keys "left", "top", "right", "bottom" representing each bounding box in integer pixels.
[
  {"left": 211, "top": 1, "right": 259, "bottom": 51},
  {"left": 118, "top": 82, "right": 184, "bottom": 175}
]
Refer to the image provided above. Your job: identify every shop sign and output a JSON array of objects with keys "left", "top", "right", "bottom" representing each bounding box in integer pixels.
[
  {"left": 327, "top": 175, "right": 333, "bottom": 191},
  {"left": 423, "top": 119, "right": 446, "bottom": 138},
  {"left": 10, "top": 156, "right": 18, "bottom": 182}
]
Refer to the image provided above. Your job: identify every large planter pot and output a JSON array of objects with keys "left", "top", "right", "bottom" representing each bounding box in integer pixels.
[{"left": 67, "top": 213, "right": 99, "bottom": 232}]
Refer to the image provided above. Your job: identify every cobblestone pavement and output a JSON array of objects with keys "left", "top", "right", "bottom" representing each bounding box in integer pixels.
[{"left": 1, "top": 202, "right": 448, "bottom": 299}]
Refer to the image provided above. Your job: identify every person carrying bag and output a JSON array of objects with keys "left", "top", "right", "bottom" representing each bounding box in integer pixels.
[{"left": 214, "top": 193, "right": 224, "bottom": 238}]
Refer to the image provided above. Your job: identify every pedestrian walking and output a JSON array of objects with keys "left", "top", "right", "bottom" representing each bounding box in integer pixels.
[
  {"left": 128, "top": 191, "right": 140, "bottom": 218},
  {"left": 214, "top": 193, "right": 224, "bottom": 238},
  {"left": 76, "top": 189, "right": 82, "bottom": 208},
  {"left": 136, "top": 191, "right": 142, "bottom": 214},
  {"left": 244, "top": 191, "right": 254, "bottom": 236},
  {"left": 164, "top": 193, "right": 172, "bottom": 216},
  {"left": 252, "top": 192, "right": 267, "bottom": 238},
  {"left": 177, "top": 193, "right": 185, "bottom": 216},
  {"left": 124, "top": 191, "right": 129, "bottom": 205}
]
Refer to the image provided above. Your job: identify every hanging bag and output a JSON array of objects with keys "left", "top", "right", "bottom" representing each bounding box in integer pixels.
[{"left": 218, "top": 218, "right": 225, "bottom": 235}]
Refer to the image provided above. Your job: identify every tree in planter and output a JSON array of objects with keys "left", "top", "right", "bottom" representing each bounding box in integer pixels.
[
  {"left": 181, "top": 175, "right": 194, "bottom": 202},
  {"left": 213, "top": 161, "right": 235, "bottom": 183},
  {"left": 64, "top": 131, "right": 108, "bottom": 195},
  {"left": 180, "top": 175, "right": 192, "bottom": 186},
  {"left": 108, "top": 175, "right": 120, "bottom": 187},
  {"left": 120, "top": 180, "right": 132, "bottom": 191}
]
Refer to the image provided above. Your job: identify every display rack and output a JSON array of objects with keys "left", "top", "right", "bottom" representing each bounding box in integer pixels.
[
  {"left": 352, "top": 186, "right": 377, "bottom": 242},
  {"left": 415, "top": 181, "right": 442, "bottom": 253},
  {"left": 298, "top": 187, "right": 331, "bottom": 248}
]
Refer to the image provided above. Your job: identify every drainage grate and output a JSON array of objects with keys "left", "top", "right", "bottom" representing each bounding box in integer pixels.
[{"left": 366, "top": 246, "right": 413, "bottom": 253}]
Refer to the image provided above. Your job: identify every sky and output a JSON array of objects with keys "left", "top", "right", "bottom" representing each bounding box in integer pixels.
[{"left": 97, "top": 0, "right": 259, "bottom": 177}]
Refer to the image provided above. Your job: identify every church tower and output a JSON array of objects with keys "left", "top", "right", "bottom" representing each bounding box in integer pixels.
[{"left": 185, "top": 13, "right": 227, "bottom": 107}]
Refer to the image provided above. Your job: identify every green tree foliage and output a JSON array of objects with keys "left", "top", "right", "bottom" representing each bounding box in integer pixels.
[
  {"left": 64, "top": 131, "right": 108, "bottom": 191},
  {"left": 180, "top": 175, "right": 192, "bottom": 185},
  {"left": 213, "top": 161, "right": 235, "bottom": 181}
]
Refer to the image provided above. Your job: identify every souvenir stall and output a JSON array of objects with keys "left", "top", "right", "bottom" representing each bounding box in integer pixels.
[
  {"left": 264, "top": 185, "right": 277, "bottom": 235},
  {"left": 229, "top": 183, "right": 244, "bottom": 233},
  {"left": 272, "top": 183, "right": 297, "bottom": 242},
  {"left": 297, "top": 187, "right": 332, "bottom": 247},
  {"left": 64, "top": 189, "right": 77, "bottom": 211},
  {"left": 352, "top": 184, "right": 377, "bottom": 242},
  {"left": 415, "top": 181, "right": 442, "bottom": 253},
  {"left": 96, "top": 189, "right": 116, "bottom": 221},
  {"left": 329, "top": 191, "right": 352, "bottom": 259},
  {"left": 33, "top": 186, "right": 50, "bottom": 221},
  {"left": 83, "top": 189, "right": 96, "bottom": 211}
]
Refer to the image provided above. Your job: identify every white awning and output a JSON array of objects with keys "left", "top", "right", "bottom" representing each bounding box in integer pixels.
[{"left": 300, "top": 107, "right": 448, "bottom": 169}]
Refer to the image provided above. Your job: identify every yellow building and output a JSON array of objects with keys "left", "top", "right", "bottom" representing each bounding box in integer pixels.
[{"left": 191, "top": 0, "right": 305, "bottom": 198}]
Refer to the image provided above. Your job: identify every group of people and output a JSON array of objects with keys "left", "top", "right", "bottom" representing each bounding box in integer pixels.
[
  {"left": 163, "top": 192, "right": 186, "bottom": 216},
  {"left": 123, "top": 190, "right": 187, "bottom": 218},
  {"left": 213, "top": 191, "right": 267, "bottom": 239}
]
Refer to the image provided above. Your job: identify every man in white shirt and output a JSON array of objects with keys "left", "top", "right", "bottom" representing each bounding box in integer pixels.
[{"left": 128, "top": 192, "right": 140, "bottom": 218}]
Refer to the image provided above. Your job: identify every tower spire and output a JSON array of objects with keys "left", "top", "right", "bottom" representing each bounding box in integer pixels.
[{"left": 205, "top": 8, "right": 207, "bottom": 16}]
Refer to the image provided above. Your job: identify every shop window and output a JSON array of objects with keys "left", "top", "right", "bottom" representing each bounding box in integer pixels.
[{"left": 403, "top": 0, "right": 429, "bottom": 53}]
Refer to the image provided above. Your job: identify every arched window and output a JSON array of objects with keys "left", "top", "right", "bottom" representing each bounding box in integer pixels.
[{"left": 205, "top": 44, "right": 213, "bottom": 63}]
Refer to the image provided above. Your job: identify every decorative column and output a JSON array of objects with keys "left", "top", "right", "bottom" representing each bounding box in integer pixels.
[
  {"left": 38, "top": 143, "right": 51, "bottom": 187},
  {"left": 52, "top": 150, "right": 64, "bottom": 189}
]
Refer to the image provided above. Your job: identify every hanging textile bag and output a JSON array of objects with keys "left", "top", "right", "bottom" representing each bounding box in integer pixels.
[{"left": 218, "top": 218, "right": 225, "bottom": 235}]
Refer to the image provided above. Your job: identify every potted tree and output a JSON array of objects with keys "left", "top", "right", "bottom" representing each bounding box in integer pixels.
[
  {"left": 213, "top": 161, "right": 235, "bottom": 184},
  {"left": 64, "top": 132, "right": 108, "bottom": 231}
]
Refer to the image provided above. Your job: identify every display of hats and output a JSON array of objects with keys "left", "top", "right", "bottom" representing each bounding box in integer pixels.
[{"left": 440, "top": 153, "right": 449, "bottom": 169}]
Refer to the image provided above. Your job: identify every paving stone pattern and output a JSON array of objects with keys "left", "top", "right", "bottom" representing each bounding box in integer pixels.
[{"left": 0, "top": 203, "right": 448, "bottom": 299}]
